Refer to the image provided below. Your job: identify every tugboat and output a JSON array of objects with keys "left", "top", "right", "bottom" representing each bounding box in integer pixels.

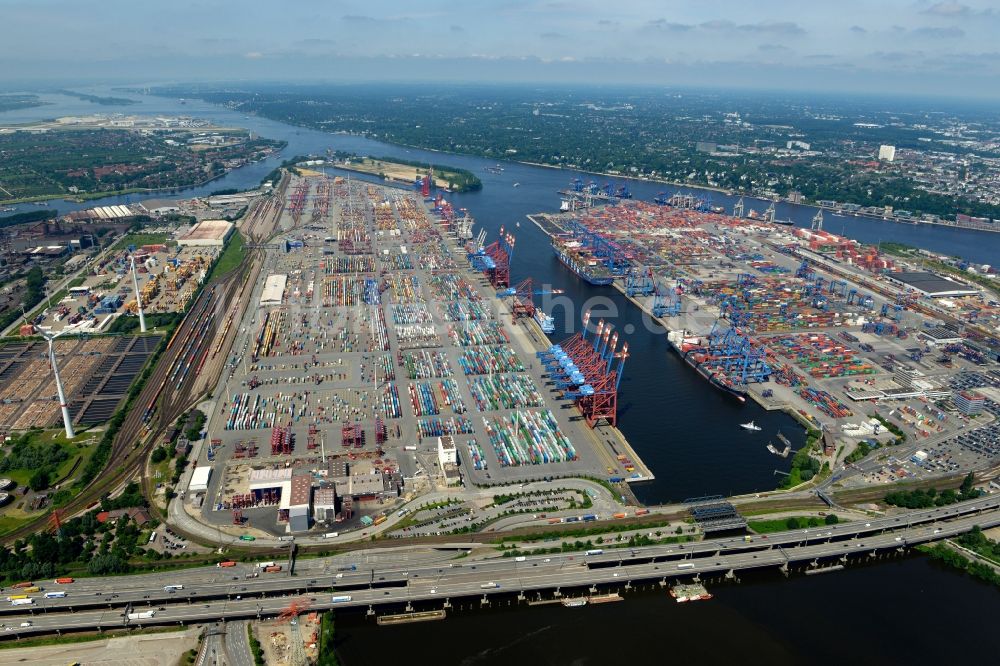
[{"left": 740, "top": 421, "right": 762, "bottom": 431}]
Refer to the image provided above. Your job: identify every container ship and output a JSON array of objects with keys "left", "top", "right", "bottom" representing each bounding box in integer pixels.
[
  {"left": 667, "top": 330, "right": 748, "bottom": 402},
  {"left": 552, "top": 238, "right": 614, "bottom": 286}
]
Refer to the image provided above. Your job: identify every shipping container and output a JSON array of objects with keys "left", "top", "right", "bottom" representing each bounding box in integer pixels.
[
  {"left": 54, "top": 577, "right": 75, "bottom": 584},
  {"left": 217, "top": 561, "right": 237, "bottom": 568}
]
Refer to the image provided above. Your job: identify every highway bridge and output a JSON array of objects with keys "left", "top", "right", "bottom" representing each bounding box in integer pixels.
[{"left": 1, "top": 496, "right": 997, "bottom": 638}]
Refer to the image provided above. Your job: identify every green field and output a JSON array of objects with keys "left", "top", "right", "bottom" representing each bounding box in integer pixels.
[
  {"left": 112, "top": 232, "right": 171, "bottom": 251},
  {"left": 747, "top": 514, "right": 839, "bottom": 534},
  {"left": 206, "top": 230, "right": 245, "bottom": 281}
]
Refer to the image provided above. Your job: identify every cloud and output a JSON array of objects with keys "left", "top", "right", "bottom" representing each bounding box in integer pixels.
[
  {"left": 244, "top": 51, "right": 263, "bottom": 59},
  {"left": 757, "top": 44, "right": 792, "bottom": 53},
  {"left": 645, "top": 19, "right": 694, "bottom": 31},
  {"left": 697, "top": 20, "right": 804, "bottom": 35},
  {"left": 921, "top": 2, "right": 972, "bottom": 17},
  {"left": 850, "top": 25, "right": 867, "bottom": 34},
  {"left": 739, "top": 21, "right": 805, "bottom": 35},
  {"left": 540, "top": 32, "right": 566, "bottom": 39},
  {"left": 597, "top": 19, "right": 618, "bottom": 27},
  {"left": 450, "top": 25, "right": 463, "bottom": 33},
  {"left": 700, "top": 20, "right": 735, "bottom": 30},
  {"left": 912, "top": 26, "right": 966, "bottom": 38}
]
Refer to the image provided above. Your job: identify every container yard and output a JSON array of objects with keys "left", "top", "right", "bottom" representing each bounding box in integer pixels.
[
  {"left": 0, "top": 334, "right": 162, "bottom": 430},
  {"left": 530, "top": 198, "right": 1000, "bottom": 478},
  {"left": 190, "top": 175, "right": 651, "bottom": 539}
]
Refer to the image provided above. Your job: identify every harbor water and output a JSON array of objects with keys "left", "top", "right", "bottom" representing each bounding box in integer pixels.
[{"left": 332, "top": 555, "right": 997, "bottom": 666}]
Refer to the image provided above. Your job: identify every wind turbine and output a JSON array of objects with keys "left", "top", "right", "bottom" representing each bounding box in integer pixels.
[
  {"left": 130, "top": 255, "right": 147, "bottom": 333},
  {"left": 37, "top": 327, "right": 74, "bottom": 439}
]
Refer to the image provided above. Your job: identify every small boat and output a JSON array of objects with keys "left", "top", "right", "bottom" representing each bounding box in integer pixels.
[
  {"left": 740, "top": 421, "right": 761, "bottom": 431},
  {"left": 513, "top": 182, "right": 520, "bottom": 188},
  {"left": 561, "top": 598, "right": 588, "bottom": 608}
]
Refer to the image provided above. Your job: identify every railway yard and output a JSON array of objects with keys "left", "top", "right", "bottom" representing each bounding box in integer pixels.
[
  {"left": 531, "top": 200, "right": 1000, "bottom": 490},
  {"left": 182, "top": 175, "right": 647, "bottom": 541}
]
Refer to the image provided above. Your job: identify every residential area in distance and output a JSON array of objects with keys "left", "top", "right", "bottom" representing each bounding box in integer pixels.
[{"left": 160, "top": 83, "right": 1000, "bottom": 227}]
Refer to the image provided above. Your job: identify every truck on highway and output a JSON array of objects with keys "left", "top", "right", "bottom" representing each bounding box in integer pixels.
[
  {"left": 337, "top": 565, "right": 357, "bottom": 572},
  {"left": 263, "top": 565, "right": 282, "bottom": 573},
  {"left": 44, "top": 591, "right": 66, "bottom": 599},
  {"left": 54, "top": 578, "right": 74, "bottom": 585},
  {"left": 277, "top": 536, "right": 294, "bottom": 542},
  {"left": 585, "top": 549, "right": 604, "bottom": 556},
  {"left": 163, "top": 585, "right": 184, "bottom": 592},
  {"left": 127, "top": 611, "right": 155, "bottom": 620},
  {"left": 10, "top": 598, "right": 34, "bottom": 606},
  {"left": 480, "top": 582, "right": 499, "bottom": 589},
  {"left": 324, "top": 532, "right": 339, "bottom": 539},
  {"left": 331, "top": 595, "right": 352, "bottom": 604},
  {"left": 217, "top": 561, "right": 237, "bottom": 568},
  {"left": 20, "top": 586, "right": 40, "bottom": 594},
  {"left": 582, "top": 514, "right": 597, "bottom": 522},
  {"left": 10, "top": 582, "right": 33, "bottom": 589},
  {"left": 255, "top": 561, "right": 276, "bottom": 569},
  {"left": 677, "top": 563, "right": 695, "bottom": 570},
  {"left": 403, "top": 445, "right": 417, "bottom": 451},
  {"left": 239, "top": 535, "right": 256, "bottom": 542}
]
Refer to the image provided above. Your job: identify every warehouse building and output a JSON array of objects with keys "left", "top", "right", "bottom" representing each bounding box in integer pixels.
[
  {"left": 886, "top": 271, "right": 978, "bottom": 298},
  {"left": 259, "top": 274, "right": 287, "bottom": 307},
  {"left": 176, "top": 219, "right": 234, "bottom": 247},
  {"left": 190, "top": 466, "right": 212, "bottom": 493}
]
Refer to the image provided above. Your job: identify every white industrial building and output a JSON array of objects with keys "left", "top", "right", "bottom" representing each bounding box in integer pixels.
[
  {"left": 259, "top": 274, "right": 287, "bottom": 307},
  {"left": 249, "top": 467, "right": 293, "bottom": 496},
  {"left": 189, "top": 466, "right": 212, "bottom": 493},
  {"left": 878, "top": 145, "right": 896, "bottom": 162},
  {"left": 313, "top": 487, "right": 337, "bottom": 522},
  {"left": 176, "top": 219, "right": 234, "bottom": 247},
  {"left": 438, "top": 435, "right": 457, "bottom": 469}
]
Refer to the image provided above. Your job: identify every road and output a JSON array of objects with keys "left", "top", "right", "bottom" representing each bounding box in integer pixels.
[
  {"left": 225, "top": 620, "right": 253, "bottom": 666},
  {"left": 1, "top": 496, "right": 996, "bottom": 637}
]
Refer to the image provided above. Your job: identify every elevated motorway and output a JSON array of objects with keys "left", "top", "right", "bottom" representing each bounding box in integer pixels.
[{"left": 1, "top": 497, "right": 997, "bottom": 637}]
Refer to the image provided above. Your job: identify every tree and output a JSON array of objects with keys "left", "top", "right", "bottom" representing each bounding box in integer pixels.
[
  {"left": 824, "top": 514, "right": 839, "bottom": 525},
  {"left": 28, "top": 468, "right": 51, "bottom": 492},
  {"left": 151, "top": 447, "right": 168, "bottom": 464},
  {"left": 960, "top": 472, "right": 974, "bottom": 496}
]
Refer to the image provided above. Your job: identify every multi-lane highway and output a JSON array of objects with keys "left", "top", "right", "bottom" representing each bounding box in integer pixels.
[{"left": 1, "top": 496, "right": 996, "bottom": 637}]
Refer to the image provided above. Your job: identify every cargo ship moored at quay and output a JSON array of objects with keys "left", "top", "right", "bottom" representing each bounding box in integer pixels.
[
  {"left": 667, "top": 330, "right": 748, "bottom": 402},
  {"left": 551, "top": 238, "right": 615, "bottom": 286}
]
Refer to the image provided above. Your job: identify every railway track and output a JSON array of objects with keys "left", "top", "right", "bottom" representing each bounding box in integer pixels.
[{"left": 0, "top": 190, "right": 284, "bottom": 545}]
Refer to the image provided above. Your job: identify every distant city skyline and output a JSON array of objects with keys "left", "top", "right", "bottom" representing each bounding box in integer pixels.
[{"left": 3, "top": 0, "right": 1000, "bottom": 98}]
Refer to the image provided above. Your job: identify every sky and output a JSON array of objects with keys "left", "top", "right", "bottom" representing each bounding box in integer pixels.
[{"left": 3, "top": 0, "right": 1000, "bottom": 98}]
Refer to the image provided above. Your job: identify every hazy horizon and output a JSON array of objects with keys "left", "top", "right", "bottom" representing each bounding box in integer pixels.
[{"left": 2, "top": 1, "right": 1000, "bottom": 100}]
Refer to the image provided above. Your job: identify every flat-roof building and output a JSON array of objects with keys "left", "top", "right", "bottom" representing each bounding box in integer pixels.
[
  {"left": 887, "top": 271, "right": 978, "bottom": 298},
  {"left": 438, "top": 435, "right": 457, "bottom": 469},
  {"left": 313, "top": 487, "right": 337, "bottom": 522},
  {"left": 176, "top": 219, "right": 234, "bottom": 247},
  {"left": 189, "top": 466, "right": 212, "bottom": 493},
  {"left": 288, "top": 474, "right": 312, "bottom": 532},
  {"left": 955, "top": 390, "right": 986, "bottom": 415},
  {"left": 259, "top": 274, "right": 287, "bottom": 307}
]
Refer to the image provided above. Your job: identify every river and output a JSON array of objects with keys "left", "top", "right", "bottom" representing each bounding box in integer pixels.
[{"left": 332, "top": 555, "right": 997, "bottom": 666}]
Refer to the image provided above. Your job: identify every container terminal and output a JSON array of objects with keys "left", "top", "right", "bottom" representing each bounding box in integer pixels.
[
  {"left": 530, "top": 195, "right": 1000, "bottom": 488},
  {"left": 184, "top": 174, "right": 653, "bottom": 540}
]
